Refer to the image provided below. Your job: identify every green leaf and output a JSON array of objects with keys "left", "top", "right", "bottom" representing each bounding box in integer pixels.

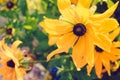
[
  {"left": 60, "top": 72, "right": 73, "bottom": 80},
  {"left": 19, "top": 0, "right": 28, "bottom": 16}
]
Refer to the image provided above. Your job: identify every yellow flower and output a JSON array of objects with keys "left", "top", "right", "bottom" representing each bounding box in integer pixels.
[
  {"left": 0, "top": 39, "right": 26, "bottom": 80},
  {"left": 26, "top": 0, "right": 45, "bottom": 14},
  {"left": 87, "top": 28, "right": 120, "bottom": 78},
  {"left": 40, "top": 0, "right": 119, "bottom": 70},
  {"left": 0, "top": 26, "right": 15, "bottom": 39},
  {"left": 0, "top": 0, "right": 17, "bottom": 10}
]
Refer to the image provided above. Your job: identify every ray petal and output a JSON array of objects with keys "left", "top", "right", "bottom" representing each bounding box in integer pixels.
[
  {"left": 95, "top": 53, "right": 102, "bottom": 78},
  {"left": 56, "top": 32, "right": 78, "bottom": 49},
  {"left": 85, "top": 28, "right": 94, "bottom": 66},
  {"left": 94, "top": 18, "right": 119, "bottom": 33},
  {"left": 48, "top": 35, "right": 61, "bottom": 46},
  {"left": 109, "top": 28, "right": 120, "bottom": 41},
  {"left": 77, "top": 0, "right": 92, "bottom": 8},
  {"left": 43, "top": 18, "right": 73, "bottom": 35},
  {"left": 93, "top": 33, "right": 112, "bottom": 52},
  {"left": 58, "top": 0, "right": 77, "bottom": 23},
  {"left": 12, "top": 40, "right": 22, "bottom": 51},
  {"left": 90, "top": 2, "right": 119, "bottom": 20},
  {"left": 72, "top": 36, "right": 86, "bottom": 69},
  {"left": 101, "top": 53, "right": 111, "bottom": 76}
]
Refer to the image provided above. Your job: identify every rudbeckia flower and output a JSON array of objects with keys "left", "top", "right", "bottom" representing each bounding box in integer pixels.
[
  {"left": 0, "top": 39, "right": 27, "bottom": 80},
  {"left": 0, "top": 0, "right": 17, "bottom": 10},
  {"left": 0, "top": 26, "right": 15, "bottom": 39},
  {"left": 26, "top": 0, "right": 45, "bottom": 14},
  {"left": 40, "top": 0, "right": 119, "bottom": 70},
  {"left": 87, "top": 28, "right": 120, "bottom": 78}
]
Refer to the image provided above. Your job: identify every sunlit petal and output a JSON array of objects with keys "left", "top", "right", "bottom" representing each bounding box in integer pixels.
[
  {"left": 95, "top": 53, "right": 102, "bottom": 78},
  {"left": 56, "top": 32, "right": 78, "bottom": 49},
  {"left": 58, "top": 0, "right": 79, "bottom": 23},
  {"left": 48, "top": 35, "right": 61, "bottom": 46},
  {"left": 77, "top": 0, "right": 92, "bottom": 8},
  {"left": 42, "top": 18, "right": 73, "bottom": 35},
  {"left": 90, "top": 2, "right": 119, "bottom": 20},
  {"left": 85, "top": 27, "right": 94, "bottom": 66},
  {"left": 101, "top": 53, "right": 111, "bottom": 76},
  {"left": 93, "top": 33, "right": 112, "bottom": 52},
  {"left": 94, "top": 18, "right": 119, "bottom": 33},
  {"left": 109, "top": 28, "right": 120, "bottom": 41},
  {"left": 72, "top": 36, "right": 86, "bottom": 68}
]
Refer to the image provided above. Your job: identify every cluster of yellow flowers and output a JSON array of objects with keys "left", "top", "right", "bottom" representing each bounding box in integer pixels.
[
  {"left": 40, "top": 0, "right": 120, "bottom": 78},
  {"left": 0, "top": 39, "right": 28, "bottom": 80}
]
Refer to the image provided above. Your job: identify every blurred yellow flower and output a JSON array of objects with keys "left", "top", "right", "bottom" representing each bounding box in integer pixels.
[
  {"left": 0, "top": 0, "right": 17, "bottom": 10},
  {"left": 40, "top": 0, "right": 119, "bottom": 70},
  {"left": 26, "top": 0, "right": 45, "bottom": 14},
  {"left": 87, "top": 28, "right": 120, "bottom": 78},
  {"left": 0, "top": 26, "right": 15, "bottom": 39},
  {"left": 0, "top": 39, "right": 26, "bottom": 80}
]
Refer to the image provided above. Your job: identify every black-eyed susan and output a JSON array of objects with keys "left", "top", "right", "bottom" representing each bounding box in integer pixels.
[
  {"left": 0, "top": 39, "right": 27, "bottom": 80},
  {"left": 87, "top": 28, "right": 120, "bottom": 78},
  {"left": 26, "top": 0, "right": 45, "bottom": 14},
  {"left": 0, "top": 26, "right": 15, "bottom": 39},
  {"left": 40, "top": 0, "right": 119, "bottom": 70},
  {"left": 0, "top": 0, "right": 17, "bottom": 10}
]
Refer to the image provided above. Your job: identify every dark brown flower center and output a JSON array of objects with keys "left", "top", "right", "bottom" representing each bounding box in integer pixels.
[
  {"left": 6, "top": 28, "right": 12, "bottom": 35},
  {"left": 73, "top": 23, "right": 86, "bottom": 36},
  {"left": 95, "top": 46, "right": 103, "bottom": 53},
  {"left": 7, "top": 60, "right": 15, "bottom": 68},
  {"left": 6, "top": 1, "right": 14, "bottom": 9}
]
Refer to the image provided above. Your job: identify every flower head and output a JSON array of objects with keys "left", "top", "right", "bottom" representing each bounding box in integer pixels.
[
  {"left": 0, "top": 0, "right": 17, "bottom": 10},
  {"left": 40, "top": 0, "right": 119, "bottom": 70},
  {"left": 0, "top": 26, "right": 15, "bottom": 39},
  {"left": 87, "top": 28, "right": 120, "bottom": 78},
  {"left": 0, "top": 39, "right": 27, "bottom": 80}
]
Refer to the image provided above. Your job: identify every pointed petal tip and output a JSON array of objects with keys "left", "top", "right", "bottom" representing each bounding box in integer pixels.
[{"left": 47, "top": 55, "right": 51, "bottom": 61}]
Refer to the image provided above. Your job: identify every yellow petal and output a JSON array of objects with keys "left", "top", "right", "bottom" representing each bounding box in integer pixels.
[
  {"left": 112, "top": 41, "right": 120, "bottom": 47},
  {"left": 101, "top": 54, "right": 111, "bottom": 76},
  {"left": 58, "top": 0, "right": 79, "bottom": 23},
  {"left": 90, "top": 2, "right": 119, "bottom": 20},
  {"left": 42, "top": 18, "right": 73, "bottom": 35},
  {"left": 48, "top": 35, "right": 61, "bottom": 46},
  {"left": 76, "top": 3, "right": 90, "bottom": 22},
  {"left": 109, "top": 28, "right": 120, "bottom": 41},
  {"left": 77, "top": 0, "right": 92, "bottom": 8},
  {"left": 12, "top": 40, "right": 22, "bottom": 51},
  {"left": 56, "top": 32, "right": 77, "bottom": 49},
  {"left": 95, "top": 53, "right": 102, "bottom": 78},
  {"left": 72, "top": 36, "right": 86, "bottom": 68},
  {"left": 85, "top": 27, "right": 94, "bottom": 66},
  {"left": 47, "top": 48, "right": 68, "bottom": 61},
  {"left": 15, "top": 66, "right": 25, "bottom": 80},
  {"left": 111, "top": 48, "right": 120, "bottom": 56},
  {"left": 94, "top": 18, "right": 119, "bottom": 33},
  {"left": 104, "top": 52, "right": 117, "bottom": 62},
  {"left": 47, "top": 33, "right": 77, "bottom": 61},
  {"left": 87, "top": 65, "right": 93, "bottom": 76},
  {"left": 93, "top": 33, "right": 112, "bottom": 52}
]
